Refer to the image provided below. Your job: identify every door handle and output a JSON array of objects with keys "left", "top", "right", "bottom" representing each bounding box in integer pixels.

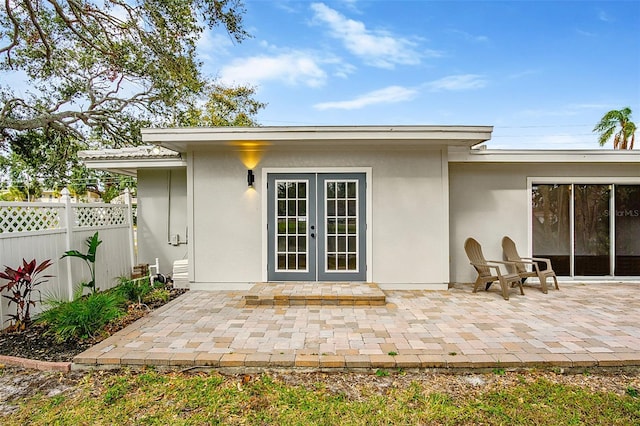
[{"left": 310, "top": 224, "right": 315, "bottom": 239}]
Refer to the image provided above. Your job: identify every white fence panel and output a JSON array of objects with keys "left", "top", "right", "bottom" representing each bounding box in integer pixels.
[
  {"left": 69, "top": 226, "right": 132, "bottom": 292},
  {"left": 0, "top": 189, "right": 135, "bottom": 327}
]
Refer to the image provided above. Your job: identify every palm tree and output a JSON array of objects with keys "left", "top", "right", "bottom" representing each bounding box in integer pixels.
[{"left": 593, "top": 107, "right": 636, "bottom": 149}]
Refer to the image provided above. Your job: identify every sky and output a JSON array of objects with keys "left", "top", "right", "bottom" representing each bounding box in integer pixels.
[{"left": 200, "top": 0, "right": 640, "bottom": 149}]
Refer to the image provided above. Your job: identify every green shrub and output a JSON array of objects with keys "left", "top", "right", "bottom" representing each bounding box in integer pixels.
[
  {"left": 114, "top": 276, "right": 152, "bottom": 304},
  {"left": 37, "top": 292, "right": 124, "bottom": 342},
  {"left": 143, "top": 288, "right": 170, "bottom": 305},
  {"left": 60, "top": 232, "right": 102, "bottom": 295}
]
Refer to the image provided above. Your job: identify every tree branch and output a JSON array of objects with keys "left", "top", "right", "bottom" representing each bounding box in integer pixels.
[
  {"left": 0, "top": 0, "right": 21, "bottom": 65},
  {"left": 23, "top": 0, "right": 53, "bottom": 62}
]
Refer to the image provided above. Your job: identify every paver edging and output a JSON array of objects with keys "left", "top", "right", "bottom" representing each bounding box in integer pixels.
[{"left": 1, "top": 354, "right": 71, "bottom": 372}]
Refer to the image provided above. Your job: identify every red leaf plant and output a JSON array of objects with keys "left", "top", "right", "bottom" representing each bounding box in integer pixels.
[{"left": 0, "top": 259, "right": 54, "bottom": 331}]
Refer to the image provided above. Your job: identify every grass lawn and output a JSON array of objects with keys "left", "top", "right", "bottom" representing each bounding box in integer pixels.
[{"left": 2, "top": 368, "right": 639, "bottom": 425}]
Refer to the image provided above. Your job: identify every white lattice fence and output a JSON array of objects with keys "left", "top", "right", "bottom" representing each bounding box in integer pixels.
[
  {"left": 74, "top": 205, "right": 129, "bottom": 227},
  {"left": 0, "top": 204, "right": 64, "bottom": 233},
  {"left": 0, "top": 189, "right": 136, "bottom": 327}
]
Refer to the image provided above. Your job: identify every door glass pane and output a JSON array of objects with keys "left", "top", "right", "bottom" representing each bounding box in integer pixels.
[
  {"left": 615, "top": 185, "right": 640, "bottom": 275},
  {"left": 348, "top": 200, "right": 356, "bottom": 216},
  {"left": 325, "top": 179, "right": 359, "bottom": 272},
  {"left": 532, "top": 184, "right": 571, "bottom": 275},
  {"left": 348, "top": 254, "right": 357, "bottom": 270},
  {"left": 327, "top": 200, "right": 335, "bottom": 216},
  {"left": 277, "top": 183, "right": 286, "bottom": 198},
  {"left": 275, "top": 179, "right": 308, "bottom": 272},
  {"left": 347, "top": 182, "right": 356, "bottom": 198},
  {"left": 287, "top": 183, "right": 296, "bottom": 198},
  {"left": 327, "top": 182, "right": 335, "bottom": 198},
  {"left": 574, "top": 184, "right": 610, "bottom": 276}
]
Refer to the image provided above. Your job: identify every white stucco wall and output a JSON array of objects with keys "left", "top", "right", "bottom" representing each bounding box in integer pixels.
[
  {"left": 137, "top": 168, "right": 188, "bottom": 275},
  {"left": 448, "top": 162, "right": 640, "bottom": 284},
  {"left": 189, "top": 147, "right": 450, "bottom": 290}
]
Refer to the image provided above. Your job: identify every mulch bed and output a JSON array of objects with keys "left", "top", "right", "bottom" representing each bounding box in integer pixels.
[{"left": 0, "top": 289, "right": 187, "bottom": 363}]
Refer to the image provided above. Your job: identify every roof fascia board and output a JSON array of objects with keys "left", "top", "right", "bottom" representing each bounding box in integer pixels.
[
  {"left": 141, "top": 126, "right": 493, "bottom": 152},
  {"left": 83, "top": 166, "right": 137, "bottom": 177},
  {"left": 83, "top": 158, "right": 186, "bottom": 175},
  {"left": 448, "top": 148, "right": 640, "bottom": 163}
]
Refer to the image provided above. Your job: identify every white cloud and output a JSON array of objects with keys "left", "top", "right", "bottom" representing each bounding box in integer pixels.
[
  {"left": 425, "top": 74, "right": 487, "bottom": 91},
  {"left": 197, "top": 31, "right": 235, "bottom": 62},
  {"left": 218, "top": 52, "right": 327, "bottom": 87},
  {"left": 448, "top": 29, "right": 489, "bottom": 43},
  {"left": 598, "top": 10, "right": 614, "bottom": 23},
  {"left": 314, "top": 85, "right": 418, "bottom": 110},
  {"left": 310, "top": 3, "right": 421, "bottom": 69},
  {"left": 576, "top": 28, "right": 596, "bottom": 37}
]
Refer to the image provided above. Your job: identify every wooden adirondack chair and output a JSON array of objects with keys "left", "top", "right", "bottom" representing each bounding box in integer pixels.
[
  {"left": 501, "top": 236, "right": 559, "bottom": 294},
  {"left": 464, "top": 238, "right": 524, "bottom": 300}
]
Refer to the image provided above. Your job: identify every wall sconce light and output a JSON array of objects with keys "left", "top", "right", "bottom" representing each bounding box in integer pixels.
[{"left": 247, "top": 169, "right": 255, "bottom": 187}]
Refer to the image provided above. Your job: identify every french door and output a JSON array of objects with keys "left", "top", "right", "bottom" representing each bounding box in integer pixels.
[
  {"left": 267, "top": 173, "right": 366, "bottom": 281},
  {"left": 532, "top": 183, "right": 640, "bottom": 277}
]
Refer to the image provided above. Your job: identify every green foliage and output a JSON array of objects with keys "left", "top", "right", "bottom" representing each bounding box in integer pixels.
[
  {"left": 0, "top": 258, "right": 53, "bottom": 330},
  {"left": 37, "top": 292, "right": 124, "bottom": 342},
  {"left": 61, "top": 232, "right": 102, "bottom": 294},
  {"left": 103, "top": 376, "right": 132, "bottom": 405},
  {"left": 175, "top": 84, "right": 267, "bottom": 127},
  {"left": 0, "top": 186, "right": 30, "bottom": 201},
  {"left": 114, "top": 276, "right": 152, "bottom": 305},
  {"left": 0, "top": 0, "right": 249, "bottom": 146},
  {"left": 594, "top": 107, "right": 637, "bottom": 149},
  {"left": 6, "top": 129, "right": 82, "bottom": 189},
  {"left": 6, "top": 372, "right": 640, "bottom": 425},
  {"left": 144, "top": 288, "right": 170, "bottom": 305},
  {"left": 0, "top": 0, "right": 265, "bottom": 188},
  {"left": 67, "top": 167, "right": 136, "bottom": 203}
]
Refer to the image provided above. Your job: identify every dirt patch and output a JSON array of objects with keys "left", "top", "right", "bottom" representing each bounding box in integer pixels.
[
  {"left": 269, "top": 369, "right": 640, "bottom": 401},
  {"left": 0, "top": 366, "right": 85, "bottom": 416}
]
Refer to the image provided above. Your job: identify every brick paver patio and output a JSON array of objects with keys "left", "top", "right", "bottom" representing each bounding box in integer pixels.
[{"left": 73, "top": 282, "right": 640, "bottom": 370}]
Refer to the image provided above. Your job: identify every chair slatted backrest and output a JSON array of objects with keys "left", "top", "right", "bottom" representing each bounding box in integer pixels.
[
  {"left": 501, "top": 236, "right": 526, "bottom": 274},
  {"left": 464, "top": 238, "right": 492, "bottom": 277}
]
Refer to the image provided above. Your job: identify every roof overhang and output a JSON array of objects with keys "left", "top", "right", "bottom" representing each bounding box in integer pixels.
[
  {"left": 141, "top": 125, "right": 494, "bottom": 152},
  {"left": 448, "top": 147, "right": 640, "bottom": 163},
  {"left": 78, "top": 146, "right": 186, "bottom": 176}
]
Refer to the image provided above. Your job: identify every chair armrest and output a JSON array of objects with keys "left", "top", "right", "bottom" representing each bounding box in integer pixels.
[
  {"left": 471, "top": 261, "right": 516, "bottom": 276},
  {"left": 508, "top": 258, "right": 539, "bottom": 272},
  {"left": 511, "top": 258, "right": 536, "bottom": 264},
  {"left": 522, "top": 257, "right": 553, "bottom": 270},
  {"left": 486, "top": 259, "right": 517, "bottom": 266},
  {"left": 531, "top": 257, "right": 553, "bottom": 270}
]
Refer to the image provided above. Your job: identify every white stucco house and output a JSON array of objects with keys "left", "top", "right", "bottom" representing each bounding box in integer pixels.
[{"left": 79, "top": 126, "right": 640, "bottom": 290}]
